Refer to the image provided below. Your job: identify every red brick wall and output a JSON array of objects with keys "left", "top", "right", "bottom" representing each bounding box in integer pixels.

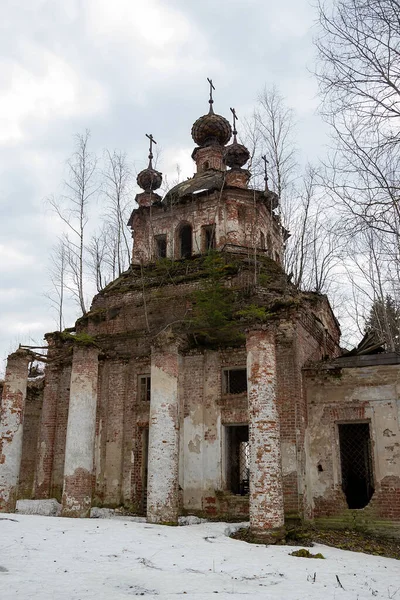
[{"left": 18, "top": 380, "right": 44, "bottom": 498}]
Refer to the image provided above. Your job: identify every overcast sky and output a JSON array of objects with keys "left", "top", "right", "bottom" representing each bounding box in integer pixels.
[{"left": 0, "top": 0, "right": 330, "bottom": 374}]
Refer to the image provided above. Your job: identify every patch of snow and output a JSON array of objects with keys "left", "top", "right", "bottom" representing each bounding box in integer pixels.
[
  {"left": 0, "top": 513, "right": 398, "bottom": 600},
  {"left": 178, "top": 515, "right": 208, "bottom": 525},
  {"left": 90, "top": 507, "right": 146, "bottom": 522},
  {"left": 16, "top": 498, "right": 61, "bottom": 516}
]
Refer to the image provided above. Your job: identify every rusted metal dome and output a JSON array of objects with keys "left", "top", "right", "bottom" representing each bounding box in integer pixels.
[
  {"left": 136, "top": 167, "right": 162, "bottom": 192},
  {"left": 191, "top": 112, "right": 232, "bottom": 147},
  {"left": 223, "top": 141, "right": 250, "bottom": 169}
]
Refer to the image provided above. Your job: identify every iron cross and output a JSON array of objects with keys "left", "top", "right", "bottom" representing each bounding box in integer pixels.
[
  {"left": 207, "top": 77, "right": 215, "bottom": 108},
  {"left": 230, "top": 107, "right": 238, "bottom": 137},
  {"left": 146, "top": 133, "right": 157, "bottom": 160},
  {"left": 261, "top": 154, "right": 269, "bottom": 189}
]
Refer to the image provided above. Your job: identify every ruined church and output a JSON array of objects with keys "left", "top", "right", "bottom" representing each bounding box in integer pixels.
[{"left": 1, "top": 84, "right": 399, "bottom": 539}]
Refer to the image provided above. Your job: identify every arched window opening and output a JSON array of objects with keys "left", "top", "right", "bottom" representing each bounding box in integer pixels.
[
  {"left": 180, "top": 224, "right": 193, "bottom": 258},
  {"left": 155, "top": 234, "right": 167, "bottom": 259},
  {"left": 203, "top": 225, "right": 216, "bottom": 251},
  {"left": 260, "top": 232, "right": 265, "bottom": 250},
  {"left": 203, "top": 160, "right": 210, "bottom": 171}
]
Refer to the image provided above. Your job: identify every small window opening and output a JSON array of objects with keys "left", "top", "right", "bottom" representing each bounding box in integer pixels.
[
  {"left": 138, "top": 375, "right": 151, "bottom": 402},
  {"left": 225, "top": 425, "right": 249, "bottom": 495},
  {"left": 260, "top": 232, "right": 265, "bottom": 250},
  {"left": 203, "top": 160, "right": 210, "bottom": 171},
  {"left": 204, "top": 225, "right": 216, "bottom": 251},
  {"left": 338, "top": 423, "right": 374, "bottom": 509},
  {"left": 223, "top": 368, "right": 247, "bottom": 395},
  {"left": 155, "top": 235, "right": 167, "bottom": 259},
  {"left": 179, "top": 224, "right": 192, "bottom": 258}
]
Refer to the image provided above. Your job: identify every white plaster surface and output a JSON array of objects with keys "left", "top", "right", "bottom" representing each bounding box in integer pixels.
[
  {"left": 0, "top": 353, "right": 30, "bottom": 510},
  {"left": 147, "top": 345, "right": 180, "bottom": 523},
  {"left": 305, "top": 365, "right": 400, "bottom": 509},
  {"left": 63, "top": 347, "right": 99, "bottom": 478}
]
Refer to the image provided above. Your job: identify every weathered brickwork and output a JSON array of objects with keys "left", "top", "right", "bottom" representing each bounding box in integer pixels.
[
  {"left": 147, "top": 335, "right": 181, "bottom": 524},
  {"left": 4, "top": 98, "right": 398, "bottom": 541},
  {"left": 34, "top": 361, "right": 61, "bottom": 499},
  {"left": 18, "top": 378, "right": 44, "bottom": 499},
  {"left": 247, "top": 328, "right": 284, "bottom": 534},
  {"left": 0, "top": 349, "right": 32, "bottom": 512},
  {"left": 62, "top": 346, "right": 99, "bottom": 517},
  {"left": 50, "top": 363, "right": 71, "bottom": 500},
  {"left": 130, "top": 188, "right": 284, "bottom": 266},
  {"left": 305, "top": 363, "right": 400, "bottom": 532}
]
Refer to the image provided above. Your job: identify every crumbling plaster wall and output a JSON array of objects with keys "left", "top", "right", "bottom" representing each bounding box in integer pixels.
[
  {"left": 131, "top": 188, "right": 283, "bottom": 265},
  {"left": 182, "top": 347, "right": 248, "bottom": 514},
  {"left": 305, "top": 364, "right": 400, "bottom": 526}
]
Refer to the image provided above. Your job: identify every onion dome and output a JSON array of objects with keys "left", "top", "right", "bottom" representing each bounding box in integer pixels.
[
  {"left": 223, "top": 141, "right": 250, "bottom": 168},
  {"left": 191, "top": 78, "right": 232, "bottom": 147},
  {"left": 137, "top": 166, "right": 162, "bottom": 192},
  {"left": 191, "top": 112, "right": 232, "bottom": 147},
  {"left": 223, "top": 107, "right": 250, "bottom": 169},
  {"left": 137, "top": 133, "right": 162, "bottom": 192}
]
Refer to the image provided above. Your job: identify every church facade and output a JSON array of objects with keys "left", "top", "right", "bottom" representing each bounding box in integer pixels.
[{"left": 1, "top": 88, "right": 399, "bottom": 539}]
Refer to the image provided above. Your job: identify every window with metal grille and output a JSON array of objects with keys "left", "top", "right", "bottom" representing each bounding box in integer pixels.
[
  {"left": 225, "top": 425, "right": 249, "bottom": 495},
  {"left": 155, "top": 235, "right": 167, "bottom": 259},
  {"left": 138, "top": 375, "right": 151, "bottom": 402},
  {"left": 223, "top": 368, "right": 247, "bottom": 395},
  {"left": 338, "top": 423, "right": 374, "bottom": 509}
]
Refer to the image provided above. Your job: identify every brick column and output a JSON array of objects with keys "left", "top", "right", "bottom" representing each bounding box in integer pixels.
[
  {"left": 147, "top": 334, "right": 180, "bottom": 524},
  {"left": 246, "top": 328, "right": 284, "bottom": 538},
  {"left": 61, "top": 345, "right": 98, "bottom": 518},
  {"left": 0, "top": 349, "right": 31, "bottom": 512},
  {"left": 34, "top": 361, "right": 61, "bottom": 499}
]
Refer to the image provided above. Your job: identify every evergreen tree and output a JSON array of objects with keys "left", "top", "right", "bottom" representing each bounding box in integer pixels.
[{"left": 365, "top": 295, "right": 400, "bottom": 352}]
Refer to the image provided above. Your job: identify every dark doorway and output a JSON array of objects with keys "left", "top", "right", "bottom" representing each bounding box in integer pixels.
[
  {"left": 180, "top": 225, "right": 192, "bottom": 258},
  {"left": 225, "top": 425, "right": 249, "bottom": 495},
  {"left": 338, "top": 423, "right": 374, "bottom": 509}
]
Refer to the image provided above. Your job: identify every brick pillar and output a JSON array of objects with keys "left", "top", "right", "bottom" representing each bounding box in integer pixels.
[
  {"left": 246, "top": 328, "right": 284, "bottom": 538},
  {"left": 147, "top": 335, "right": 180, "bottom": 524},
  {"left": 34, "top": 361, "right": 61, "bottom": 499},
  {"left": 0, "top": 349, "right": 31, "bottom": 512},
  {"left": 61, "top": 345, "right": 98, "bottom": 518}
]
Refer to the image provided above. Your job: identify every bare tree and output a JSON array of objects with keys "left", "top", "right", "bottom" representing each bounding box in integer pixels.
[
  {"left": 244, "top": 85, "right": 298, "bottom": 205},
  {"left": 48, "top": 130, "right": 98, "bottom": 314},
  {"left": 315, "top": 0, "right": 400, "bottom": 233},
  {"left": 45, "top": 238, "right": 67, "bottom": 330},
  {"left": 342, "top": 227, "right": 400, "bottom": 349},
  {"left": 284, "top": 164, "right": 342, "bottom": 293},
  {"left": 102, "top": 149, "right": 132, "bottom": 274}
]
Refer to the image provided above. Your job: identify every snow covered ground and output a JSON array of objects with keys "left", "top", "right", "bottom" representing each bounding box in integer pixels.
[{"left": 0, "top": 513, "right": 399, "bottom": 599}]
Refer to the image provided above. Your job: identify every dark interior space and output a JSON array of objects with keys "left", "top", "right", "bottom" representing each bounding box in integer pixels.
[
  {"left": 226, "top": 425, "right": 249, "bottom": 495},
  {"left": 339, "top": 423, "right": 374, "bottom": 509},
  {"left": 180, "top": 225, "right": 192, "bottom": 258}
]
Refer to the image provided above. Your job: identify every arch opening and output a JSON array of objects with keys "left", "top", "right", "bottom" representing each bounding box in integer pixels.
[{"left": 179, "top": 224, "right": 193, "bottom": 259}]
